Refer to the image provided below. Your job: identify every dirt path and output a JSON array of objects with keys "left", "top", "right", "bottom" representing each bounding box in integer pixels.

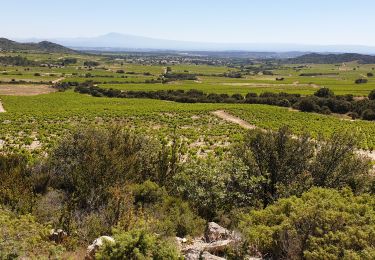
[
  {"left": 52, "top": 77, "right": 65, "bottom": 84},
  {"left": 212, "top": 110, "right": 257, "bottom": 130},
  {"left": 0, "top": 100, "right": 5, "bottom": 112},
  {"left": 212, "top": 110, "right": 375, "bottom": 161},
  {"left": 0, "top": 85, "right": 56, "bottom": 96}
]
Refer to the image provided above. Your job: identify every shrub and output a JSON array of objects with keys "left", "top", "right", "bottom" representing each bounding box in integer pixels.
[
  {"left": 95, "top": 229, "right": 181, "bottom": 259},
  {"left": 355, "top": 78, "right": 368, "bottom": 84},
  {"left": 48, "top": 126, "right": 159, "bottom": 211},
  {"left": 238, "top": 188, "right": 375, "bottom": 259},
  {"left": 173, "top": 158, "right": 262, "bottom": 220},
  {"left": 236, "top": 127, "right": 372, "bottom": 206},
  {"left": 369, "top": 90, "right": 375, "bottom": 100},
  {"left": 84, "top": 61, "right": 100, "bottom": 67},
  {"left": 0, "top": 154, "right": 35, "bottom": 214},
  {"left": 314, "top": 87, "right": 334, "bottom": 98},
  {"left": 362, "top": 109, "right": 375, "bottom": 120},
  {"left": 298, "top": 98, "right": 318, "bottom": 112},
  {"left": 0, "top": 207, "right": 64, "bottom": 259}
]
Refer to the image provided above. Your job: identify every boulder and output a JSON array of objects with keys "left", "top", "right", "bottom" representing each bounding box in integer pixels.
[
  {"left": 201, "top": 251, "right": 226, "bottom": 260},
  {"left": 204, "top": 239, "right": 234, "bottom": 254},
  {"left": 205, "top": 222, "right": 231, "bottom": 242},
  {"left": 184, "top": 248, "right": 202, "bottom": 260},
  {"left": 85, "top": 236, "right": 115, "bottom": 260}
]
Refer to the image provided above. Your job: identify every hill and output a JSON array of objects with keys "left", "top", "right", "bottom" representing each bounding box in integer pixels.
[
  {"left": 285, "top": 53, "right": 375, "bottom": 64},
  {"left": 0, "top": 38, "right": 76, "bottom": 53},
  {"left": 17, "top": 33, "right": 375, "bottom": 53}
]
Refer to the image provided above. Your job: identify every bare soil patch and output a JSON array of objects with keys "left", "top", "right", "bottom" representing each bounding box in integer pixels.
[
  {"left": 212, "top": 110, "right": 257, "bottom": 130},
  {"left": 0, "top": 100, "right": 5, "bottom": 112},
  {"left": 0, "top": 84, "right": 56, "bottom": 96}
]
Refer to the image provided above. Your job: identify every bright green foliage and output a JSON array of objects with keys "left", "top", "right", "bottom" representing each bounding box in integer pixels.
[
  {"left": 0, "top": 207, "right": 64, "bottom": 259},
  {"left": 239, "top": 188, "right": 375, "bottom": 260},
  {"left": 173, "top": 158, "right": 263, "bottom": 219},
  {"left": 95, "top": 229, "right": 181, "bottom": 260}
]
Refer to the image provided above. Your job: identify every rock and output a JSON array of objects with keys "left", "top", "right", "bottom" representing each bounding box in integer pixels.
[
  {"left": 184, "top": 248, "right": 202, "bottom": 260},
  {"left": 201, "top": 251, "right": 226, "bottom": 260},
  {"left": 205, "top": 222, "right": 231, "bottom": 242},
  {"left": 204, "top": 239, "right": 234, "bottom": 254},
  {"left": 49, "top": 228, "right": 67, "bottom": 244},
  {"left": 85, "top": 236, "right": 115, "bottom": 260}
]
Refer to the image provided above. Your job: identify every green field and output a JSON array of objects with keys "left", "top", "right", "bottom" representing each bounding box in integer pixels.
[{"left": 1, "top": 52, "right": 375, "bottom": 156}]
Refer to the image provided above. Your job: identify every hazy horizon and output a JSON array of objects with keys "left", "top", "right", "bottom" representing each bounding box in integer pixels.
[{"left": 1, "top": 0, "right": 375, "bottom": 47}]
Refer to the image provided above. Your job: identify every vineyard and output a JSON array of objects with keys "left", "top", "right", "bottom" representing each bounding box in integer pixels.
[{"left": 0, "top": 51, "right": 375, "bottom": 157}]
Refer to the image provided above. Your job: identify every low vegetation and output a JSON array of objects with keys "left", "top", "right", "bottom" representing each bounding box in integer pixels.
[{"left": 0, "top": 125, "right": 374, "bottom": 258}]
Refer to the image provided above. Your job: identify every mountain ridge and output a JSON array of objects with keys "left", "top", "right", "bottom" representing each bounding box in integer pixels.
[
  {"left": 285, "top": 53, "right": 375, "bottom": 64},
  {"left": 0, "top": 38, "right": 76, "bottom": 53},
  {"left": 15, "top": 33, "right": 375, "bottom": 54}
]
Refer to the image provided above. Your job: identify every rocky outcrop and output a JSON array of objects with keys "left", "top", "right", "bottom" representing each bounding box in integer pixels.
[
  {"left": 85, "top": 236, "right": 115, "bottom": 260},
  {"left": 205, "top": 222, "right": 232, "bottom": 242},
  {"left": 178, "top": 222, "right": 240, "bottom": 260}
]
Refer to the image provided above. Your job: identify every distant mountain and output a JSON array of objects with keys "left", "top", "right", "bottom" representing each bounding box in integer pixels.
[
  {"left": 16, "top": 33, "right": 375, "bottom": 54},
  {"left": 0, "top": 38, "right": 76, "bottom": 53},
  {"left": 285, "top": 53, "right": 375, "bottom": 64}
]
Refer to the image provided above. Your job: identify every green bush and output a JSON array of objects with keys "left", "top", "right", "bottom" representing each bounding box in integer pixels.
[
  {"left": 174, "top": 158, "right": 262, "bottom": 220},
  {"left": 369, "top": 89, "right": 375, "bottom": 100},
  {"left": 48, "top": 126, "right": 159, "bottom": 211},
  {"left": 129, "top": 181, "right": 205, "bottom": 237},
  {"left": 0, "top": 207, "right": 64, "bottom": 259},
  {"left": 95, "top": 229, "right": 181, "bottom": 260},
  {"left": 235, "top": 127, "right": 372, "bottom": 206},
  {"left": 238, "top": 188, "right": 375, "bottom": 259}
]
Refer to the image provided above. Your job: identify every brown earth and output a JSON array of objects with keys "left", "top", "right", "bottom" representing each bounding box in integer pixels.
[{"left": 0, "top": 84, "right": 56, "bottom": 96}]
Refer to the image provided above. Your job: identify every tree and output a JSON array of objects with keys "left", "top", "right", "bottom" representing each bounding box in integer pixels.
[
  {"left": 236, "top": 127, "right": 373, "bottom": 206},
  {"left": 239, "top": 188, "right": 375, "bottom": 259},
  {"left": 48, "top": 126, "right": 160, "bottom": 211},
  {"left": 362, "top": 109, "right": 375, "bottom": 121},
  {"left": 298, "top": 98, "right": 318, "bottom": 112},
  {"left": 369, "top": 89, "right": 375, "bottom": 100},
  {"left": 237, "top": 127, "right": 314, "bottom": 206},
  {"left": 310, "top": 132, "right": 371, "bottom": 192},
  {"left": 355, "top": 78, "right": 368, "bottom": 84},
  {"left": 314, "top": 87, "right": 334, "bottom": 98}
]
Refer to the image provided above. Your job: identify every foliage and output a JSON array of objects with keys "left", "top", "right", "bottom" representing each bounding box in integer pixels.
[
  {"left": 235, "top": 127, "right": 373, "bottom": 206},
  {"left": 173, "top": 157, "right": 263, "bottom": 220},
  {"left": 48, "top": 126, "right": 159, "bottom": 211},
  {"left": 0, "top": 154, "right": 36, "bottom": 214},
  {"left": 95, "top": 229, "right": 181, "bottom": 260},
  {"left": 238, "top": 188, "right": 375, "bottom": 260},
  {"left": 0, "top": 207, "right": 64, "bottom": 259}
]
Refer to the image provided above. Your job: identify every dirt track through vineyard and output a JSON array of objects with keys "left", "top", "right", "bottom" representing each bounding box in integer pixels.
[
  {"left": 0, "top": 100, "right": 5, "bottom": 112},
  {"left": 212, "top": 110, "right": 375, "bottom": 161},
  {"left": 212, "top": 110, "right": 257, "bottom": 130}
]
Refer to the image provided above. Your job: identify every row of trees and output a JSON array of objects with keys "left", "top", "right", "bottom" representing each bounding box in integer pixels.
[{"left": 72, "top": 82, "right": 375, "bottom": 121}]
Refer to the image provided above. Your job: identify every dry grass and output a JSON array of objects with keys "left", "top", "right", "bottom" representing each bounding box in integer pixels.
[{"left": 0, "top": 84, "right": 56, "bottom": 96}]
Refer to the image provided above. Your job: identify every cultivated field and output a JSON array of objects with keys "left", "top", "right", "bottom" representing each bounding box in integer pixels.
[{"left": 1, "top": 51, "right": 375, "bottom": 156}]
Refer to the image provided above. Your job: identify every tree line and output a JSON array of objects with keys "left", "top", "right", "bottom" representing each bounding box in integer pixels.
[{"left": 65, "top": 81, "right": 375, "bottom": 121}]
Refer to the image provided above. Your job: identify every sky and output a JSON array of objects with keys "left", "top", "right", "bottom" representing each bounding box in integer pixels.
[{"left": 1, "top": 0, "right": 375, "bottom": 46}]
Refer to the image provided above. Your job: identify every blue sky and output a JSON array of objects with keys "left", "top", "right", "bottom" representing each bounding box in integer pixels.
[{"left": 1, "top": 0, "right": 375, "bottom": 45}]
